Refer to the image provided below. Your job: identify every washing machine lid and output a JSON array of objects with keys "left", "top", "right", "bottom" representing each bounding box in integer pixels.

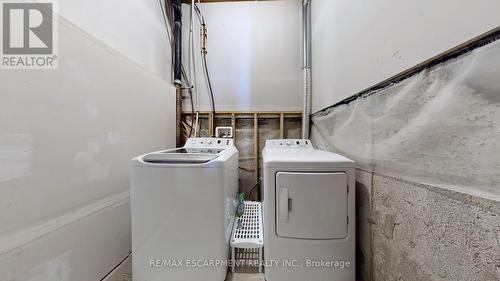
[{"left": 142, "top": 147, "right": 223, "bottom": 164}]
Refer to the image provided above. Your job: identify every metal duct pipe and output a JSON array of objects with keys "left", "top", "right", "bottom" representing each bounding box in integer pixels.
[
  {"left": 172, "top": 0, "right": 182, "bottom": 85},
  {"left": 302, "top": 0, "right": 312, "bottom": 139}
]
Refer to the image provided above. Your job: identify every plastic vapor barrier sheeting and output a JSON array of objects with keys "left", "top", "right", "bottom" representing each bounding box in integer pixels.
[{"left": 311, "top": 40, "right": 500, "bottom": 200}]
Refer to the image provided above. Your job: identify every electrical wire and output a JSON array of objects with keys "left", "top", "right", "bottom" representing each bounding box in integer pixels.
[
  {"left": 201, "top": 47, "right": 216, "bottom": 119},
  {"left": 239, "top": 166, "right": 256, "bottom": 172},
  {"left": 181, "top": 65, "right": 195, "bottom": 138},
  {"left": 248, "top": 178, "right": 262, "bottom": 201},
  {"left": 194, "top": 112, "right": 199, "bottom": 137},
  {"left": 194, "top": 4, "right": 216, "bottom": 111},
  {"left": 194, "top": 3, "right": 216, "bottom": 135},
  {"left": 190, "top": 0, "right": 200, "bottom": 137},
  {"left": 157, "top": 0, "right": 172, "bottom": 44},
  {"left": 158, "top": 0, "right": 176, "bottom": 85}
]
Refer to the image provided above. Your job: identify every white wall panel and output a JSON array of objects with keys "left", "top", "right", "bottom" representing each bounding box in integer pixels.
[
  {"left": 0, "top": 193, "right": 131, "bottom": 281},
  {"left": 182, "top": 1, "right": 302, "bottom": 111},
  {"left": 59, "top": 0, "right": 172, "bottom": 80},
  {"left": 311, "top": 0, "right": 500, "bottom": 112},
  {"left": 0, "top": 12, "right": 175, "bottom": 280}
]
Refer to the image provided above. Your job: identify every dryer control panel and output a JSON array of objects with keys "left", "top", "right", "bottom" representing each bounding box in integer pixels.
[
  {"left": 265, "top": 139, "right": 313, "bottom": 149},
  {"left": 185, "top": 138, "right": 234, "bottom": 149}
]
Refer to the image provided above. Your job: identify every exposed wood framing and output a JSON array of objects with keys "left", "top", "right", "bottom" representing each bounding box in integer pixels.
[
  {"left": 180, "top": 111, "right": 302, "bottom": 200},
  {"left": 186, "top": 111, "right": 301, "bottom": 119},
  {"left": 279, "top": 113, "right": 284, "bottom": 139},
  {"left": 231, "top": 113, "right": 236, "bottom": 140},
  {"left": 253, "top": 113, "right": 259, "bottom": 199},
  {"left": 175, "top": 85, "right": 182, "bottom": 146},
  {"left": 208, "top": 112, "right": 214, "bottom": 137}
]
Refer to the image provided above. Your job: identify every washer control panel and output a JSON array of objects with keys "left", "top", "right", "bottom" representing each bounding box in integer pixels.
[
  {"left": 185, "top": 137, "right": 234, "bottom": 149},
  {"left": 265, "top": 139, "right": 313, "bottom": 149}
]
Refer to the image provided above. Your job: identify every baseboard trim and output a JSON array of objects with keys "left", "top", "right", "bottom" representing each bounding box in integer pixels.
[{"left": 0, "top": 190, "right": 129, "bottom": 255}]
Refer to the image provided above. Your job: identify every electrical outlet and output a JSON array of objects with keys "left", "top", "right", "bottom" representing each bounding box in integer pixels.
[{"left": 215, "top": 127, "right": 233, "bottom": 138}]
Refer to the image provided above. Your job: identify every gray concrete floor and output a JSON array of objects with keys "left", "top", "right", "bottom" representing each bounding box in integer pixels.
[{"left": 104, "top": 256, "right": 264, "bottom": 281}]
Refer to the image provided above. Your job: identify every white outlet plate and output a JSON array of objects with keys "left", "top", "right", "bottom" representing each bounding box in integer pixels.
[{"left": 215, "top": 127, "right": 233, "bottom": 138}]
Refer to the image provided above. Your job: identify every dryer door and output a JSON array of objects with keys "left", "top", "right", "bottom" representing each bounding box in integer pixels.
[{"left": 275, "top": 172, "right": 348, "bottom": 239}]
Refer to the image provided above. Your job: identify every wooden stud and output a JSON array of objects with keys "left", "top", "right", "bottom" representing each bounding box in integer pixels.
[
  {"left": 231, "top": 113, "right": 236, "bottom": 140},
  {"left": 175, "top": 85, "right": 182, "bottom": 146},
  {"left": 181, "top": 111, "right": 303, "bottom": 138},
  {"left": 182, "top": 111, "right": 301, "bottom": 119},
  {"left": 279, "top": 113, "right": 284, "bottom": 139},
  {"left": 208, "top": 112, "right": 214, "bottom": 137},
  {"left": 179, "top": 110, "right": 304, "bottom": 200},
  {"left": 253, "top": 113, "right": 259, "bottom": 200}
]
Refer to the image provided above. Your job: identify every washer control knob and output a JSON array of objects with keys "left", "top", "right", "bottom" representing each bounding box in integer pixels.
[
  {"left": 286, "top": 141, "right": 291, "bottom": 146},
  {"left": 207, "top": 140, "right": 213, "bottom": 145}
]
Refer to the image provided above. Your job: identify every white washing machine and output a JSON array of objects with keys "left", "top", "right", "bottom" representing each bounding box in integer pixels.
[
  {"left": 130, "top": 138, "right": 239, "bottom": 281},
  {"left": 262, "top": 139, "right": 355, "bottom": 281}
]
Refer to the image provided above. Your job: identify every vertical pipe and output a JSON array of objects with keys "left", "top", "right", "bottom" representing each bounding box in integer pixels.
[
  {"left": 172, "top": 0, "right": 182, "bottom": 145},
  {"left": 172, "top": 0, "right": 182, "bottom": 85},
  {"left": 231, "top": 113, "right": 236, "bottom": 140},
  {"left": 301, "top": 0, "right": 312, "bottom": 139},
  {"left": 189, "top": 0, "right": 199, "bottom": 116}
]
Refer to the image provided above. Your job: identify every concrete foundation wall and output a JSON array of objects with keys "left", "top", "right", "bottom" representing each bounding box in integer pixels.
[{"left": 354, "top": 169, "right": 499, "bottom": 281}]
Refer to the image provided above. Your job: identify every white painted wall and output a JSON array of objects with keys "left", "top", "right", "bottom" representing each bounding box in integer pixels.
[
  {"left": 59, "top": 0, "right": 172, "bottom": 80},
  {"left": 311, "top": 0, "right": 500, "bottom": 112},
  {"left": 182, "top": 1, "right": 302, "bottom": 112},
  {"left": 0, "top": 2, "right": 175, "bottom": 280}
]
